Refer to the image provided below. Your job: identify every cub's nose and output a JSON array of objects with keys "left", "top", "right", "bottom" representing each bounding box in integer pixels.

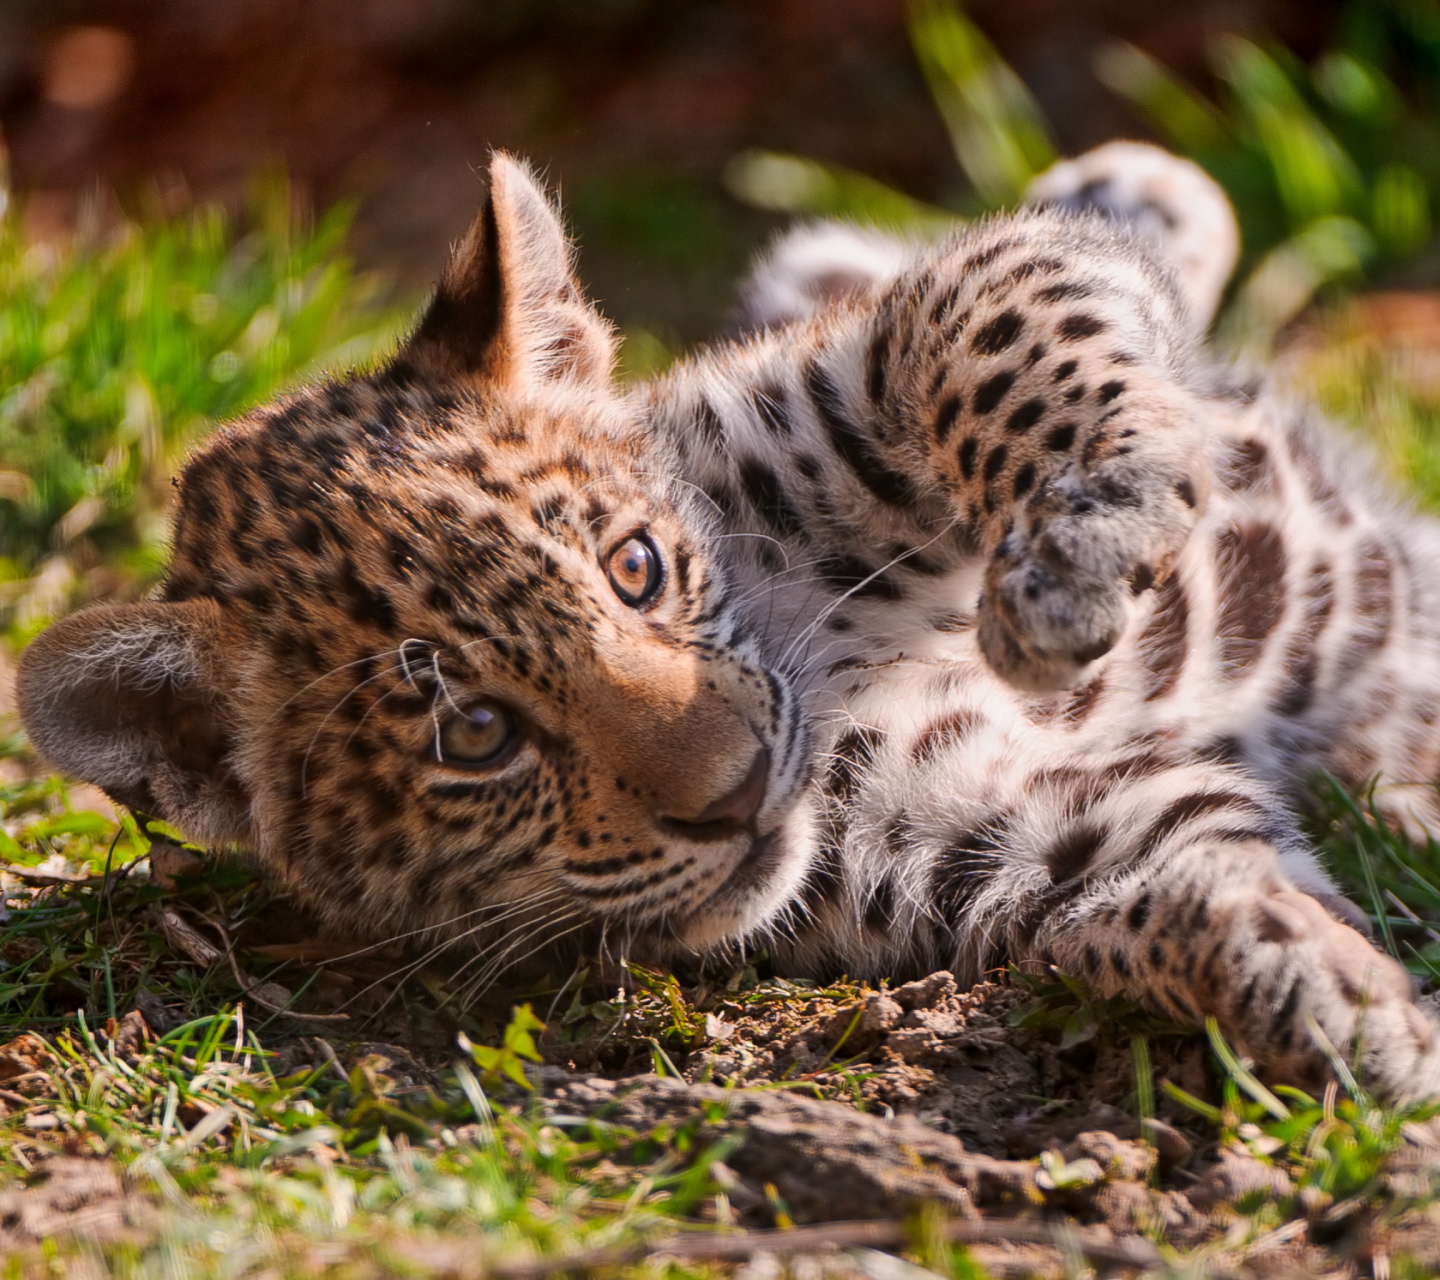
[{"left": 660, "top": 747, "right": 770, "bottom": 841}]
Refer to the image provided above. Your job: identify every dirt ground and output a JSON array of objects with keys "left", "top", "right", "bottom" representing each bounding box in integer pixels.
[
  {"left": 531, "top": 973, "right": 1440, "bottom": 1275},
  {"left": 5, "top": 958, "right": 1440, "bottom": 1276}
]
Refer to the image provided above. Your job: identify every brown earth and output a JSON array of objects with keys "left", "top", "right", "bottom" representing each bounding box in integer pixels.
[{"left": 5, "top": 964, "right": 1440, "bottom": 1276}]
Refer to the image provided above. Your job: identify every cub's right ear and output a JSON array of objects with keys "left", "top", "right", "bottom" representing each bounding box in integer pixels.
[
  {"left": 399, "top": 153, "right": 617, "bottom": 391},
  {"left": 17, "top": 601, "right": 252, "bottom": 848}
]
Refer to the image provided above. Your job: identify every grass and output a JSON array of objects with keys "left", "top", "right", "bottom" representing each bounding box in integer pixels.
[
  {"left": 1, "top": 1002, "right": 740, "bottom": 1277},
  {"left": 0, "top": 784, "right": 731, "bottom": 1275},
  {"left": 0, "top": 732, "right": 893, "bottom": 1275},
  {"left": 0, "top": 172, "right": 401, "bottom": 640}
]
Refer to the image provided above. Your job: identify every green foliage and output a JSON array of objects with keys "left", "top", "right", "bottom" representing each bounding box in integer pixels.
[
  {"left": 728, "top": 1, "right": 1053, "bottom": 226},
  {"left": 562, "top": 166, "right": 781, "bottom": 368},
  {"left": 460, "top": 1004, "right": 545, "bottom": 1089},
  {"left": 727, "top": 1, "right": 1043, "bottom": 225},
  {"left": 0, "top": 1003, "right": 737, "bottom": 1277},
  {"left": 1163, "top": 1019, "right": 1440, "bottom": 1224},
  {"left": 1283, "top": 320, "right": 1440, "bottom": 514},
  {"left": 1308, "top": 774, "right": 1440, "bottom": 984},
  {"left": 1098, "top": 6, "right": 1440, "bottom": 340},
  {"left": 1015, "top": 967, "right": 1440, "bottom": 1246},
  {"left": 0, "top": 782, "right": 747, "bottom": 1274},
  {"left": 0, "top": 174, "right": 399, "bottom": 634},
  {"left": 1008, "top": 965, "right": 1187, "bottom": 1049},
  {"left": 724, "top": 151, "right": 954, "bottom": 231},
  {"left": 908, "top": 0, "right": 1055, "bottom": 209}
]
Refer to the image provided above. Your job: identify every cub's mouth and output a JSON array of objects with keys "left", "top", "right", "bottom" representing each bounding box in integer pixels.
[
  {"left": 672, "top": 804, "right": 817, "bottom": 953},
  {"left": 721, "top": 829, "right": 783, "bottom": 895}
]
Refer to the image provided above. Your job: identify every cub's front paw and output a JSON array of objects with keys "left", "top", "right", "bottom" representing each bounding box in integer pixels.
[
  {"left": 1233, "top": 892, "right": 1440, "bottom": 1102},
  {"left": 977, "top": 553, "right": 1132, "bottom": 693},
  {"left": 975, "top": 409, "right": 1207, "bottom": 694},
  {"left": 977, "top": 487, "right": 1168, "bottom": 693}
]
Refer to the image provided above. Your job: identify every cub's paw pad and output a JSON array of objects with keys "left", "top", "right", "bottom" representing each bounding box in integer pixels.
[{"left": 977, "top": 563, "right": 1130, "bottom": 693}]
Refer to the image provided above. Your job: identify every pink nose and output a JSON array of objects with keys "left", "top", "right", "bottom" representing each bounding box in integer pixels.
[{"left": 660, "top": 747, "right": 770, "bottom": 840}]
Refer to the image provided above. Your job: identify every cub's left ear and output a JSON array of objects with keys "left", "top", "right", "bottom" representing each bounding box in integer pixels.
[
  {"left": 16, "top": 600, "right": 253, "bottom": 849},
  {"left": 399, "top": 153, "right": 617, "bottom": 390}
]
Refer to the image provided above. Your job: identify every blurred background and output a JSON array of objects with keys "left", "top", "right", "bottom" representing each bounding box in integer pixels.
[
  {"left": 0, "top": 0, "right": 1364, "bottom": 340},
  {"left": 4, "top": 0, "right": 1440, "bottom": 629}
]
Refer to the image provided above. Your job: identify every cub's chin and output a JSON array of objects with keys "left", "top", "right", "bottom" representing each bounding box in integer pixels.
[{"left": 672, "top": 804, "right": 818, "bottom": 953}]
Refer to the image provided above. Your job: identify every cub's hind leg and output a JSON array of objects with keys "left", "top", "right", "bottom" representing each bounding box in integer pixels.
[
  {"left": 1024, "top": 141, "right": 1240, "bottom": 333},
  {"left": 783, "top": 669, "right": 1440, "bottom": 1097},
  {"left": 736, "top": 141, "right": 1241, "bottom": 336}
]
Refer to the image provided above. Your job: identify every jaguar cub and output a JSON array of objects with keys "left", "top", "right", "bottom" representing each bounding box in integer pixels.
[{"left": 19, "top": 144, "right": 1440, "bottom": 1099}]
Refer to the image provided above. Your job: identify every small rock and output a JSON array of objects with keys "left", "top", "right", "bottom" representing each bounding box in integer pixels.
[
  {"left": 897, "top": 1008, "right": 965, "bottom": 1037},
  {"left": 1186, "top": 1147, "right": 1294, "bottom": 1213},
  {"left": 824, "top": 992, "right": 904, "bottom": 1054},
  {"left": 1141, "top": 1117, "right": 1193, "bottom": 1168},
  {"left": 131, "top": 990, "right": 184, "bottom": 1036},
  {"left": 882, "top": 1029, "right": 940, "bottom": 1063},
  {"left": 1062, "top": 1131, "right": 1156, "bottom": 1182},
  {"left": 0, "top": 1032, "right": 52, "bottom": 1080},
  {"left": 4, "top": 1156, "right": 132, "bottom": 1244},
  {"left": 110, "top": 1009, "right": 150, "bottom": 1063},
  {"left": 1152, "top": 1189, "right": 1213, "bottom": 1249},
  {"left": 858, "top": 994, "right": 903, "bottom": 1036},
  {"left": 1091, "top": 1177, "right": 1156, "bottom": 1229},
  {"left": 888, "top": 971, "right": 958, "bottom": 1010},
  {"left": 148, "top": 839, "right": 206, "bottom": 888}
]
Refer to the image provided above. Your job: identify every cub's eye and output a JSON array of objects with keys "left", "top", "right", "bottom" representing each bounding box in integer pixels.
[
  {"left": 438, "top": 702, "right": 516, "bottom": 767},
  {"left": 606, "top": 533, "right": 663, "bottom": 607}
]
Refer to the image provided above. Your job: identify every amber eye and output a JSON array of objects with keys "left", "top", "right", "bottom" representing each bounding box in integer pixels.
[
  {"left": 606, "top": 533, "right": 663, "bottom": 607},
  {"left": 438, "top": 702, "right": 516, "bottom": 767}
]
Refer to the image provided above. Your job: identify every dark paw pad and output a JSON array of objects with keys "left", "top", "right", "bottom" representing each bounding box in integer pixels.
[{"left": 1072, "top": 635, "right": 1117, "bottom": 665}]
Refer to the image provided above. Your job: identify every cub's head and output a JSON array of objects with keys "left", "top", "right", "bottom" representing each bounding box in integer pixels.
[{"left": 17, "top": 156, "right": 814, "bottom": 967}]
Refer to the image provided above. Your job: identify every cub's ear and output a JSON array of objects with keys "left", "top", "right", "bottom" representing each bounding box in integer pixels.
[
  {"left": 17, "top": 601, "right": 252, "bottom": 848},
  {"left": 400, "top": 153, "right": 617, "bottom": 390}
]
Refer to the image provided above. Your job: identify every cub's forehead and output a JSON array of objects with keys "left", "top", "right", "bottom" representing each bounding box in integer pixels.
[{"left": 162, "top": 371, "right": 667, "bottom": 619}]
